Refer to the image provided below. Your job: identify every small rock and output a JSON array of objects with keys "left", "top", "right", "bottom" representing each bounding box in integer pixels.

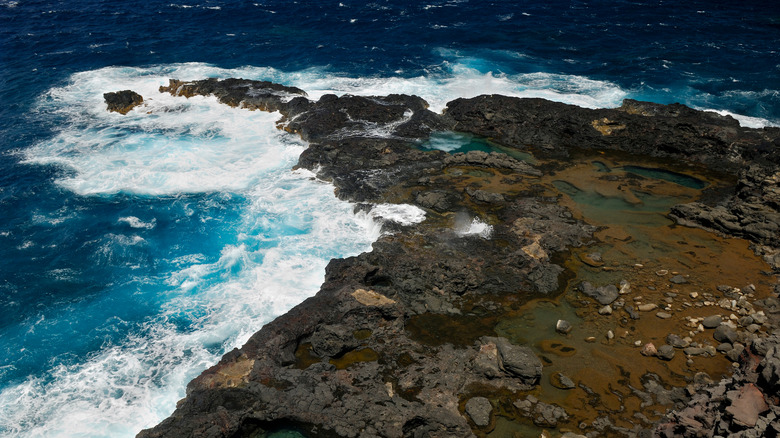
[
  {"left": 465, "top": 397, "right": 493, "bottom": 427},
  {"left": 669, "top": 274, "right": 688, "bottom": 284},
  {"left": 656, "top": 269, "right": 669, "bottom": 276},
  {"left": 657, "top": 345, "right": 675, "bottom": 360},
  {"left": 656, "top": 312, "right": 673, "bottom": 319},
  {"left": 714, "top": 324, "right": 738, "bottom": 344},
  {"left": 556, "top": 319, "right": 572, "bottom": 334},
  {"left": 551, "top": 372, "right": 576, "bottom": 389},
  {"left": 641, "top": 343, "right": 658, "bottom": 356},
  {"left": 717, "top": 343, "right": 733, "bottom": 353},
  {"left": 752, "top": 312, "right": 767, "bottom": 325},
  {"left": 634, "top": 340, "right": 642, "bottom": 347},
  {"left": 684, "top": 347, "right": 707, "bottom": 356},
  {"left": 638, "top": 303, "right": 658, "bottom": 311},
  {"left": 690, "top": 292, "right": 699, "bottom": 299},
  {"left": 702, "top": 315, "right": 723, "bottom": 329},
  {"left": 667, "top": 334, "right": 690, "bottom": 348},
  {"left": 599, "top": 305, "right": 613, "bottom": 315},
  {"left": 607, "top": 330, "right": 615, "bottom": 340},
  {"left": 727, "top": 343, "right": 745, "bottom": 362}
]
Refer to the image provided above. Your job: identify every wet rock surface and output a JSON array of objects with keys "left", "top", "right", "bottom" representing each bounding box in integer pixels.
[
  {"left": 135, "top": 80, "right": 780, "bottom": 438},
  {"left": 104, "top": 89, "right": 143, "bottom": 114}
]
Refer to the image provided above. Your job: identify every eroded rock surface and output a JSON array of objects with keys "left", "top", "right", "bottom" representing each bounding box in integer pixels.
[{"left": 104, "top": 89, "right": 143, "bottom": 114}]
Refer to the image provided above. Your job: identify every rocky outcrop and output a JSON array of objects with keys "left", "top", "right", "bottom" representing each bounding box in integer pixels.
[
  {"left": 104, "top": 90, "right": 143, "bottom": 114},
  {"left": 654, "top": 331, "right": 780, "bottom": 437},
  {"left": 670, "top": 165, "right": 780, "bottom": 250},
  {"left": 137, "top": 80, "right": 780, "bottom": 438}
]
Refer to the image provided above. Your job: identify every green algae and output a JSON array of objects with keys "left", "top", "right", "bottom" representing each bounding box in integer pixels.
[
  {"left": 406, "top": 312, "right": 498, "bottom": 347},
  {"left": 293, "top": 343, "right": 321, "bottom": 370},
  {"left": 329, "top": 348, "right": 379, "bottom": 370}
]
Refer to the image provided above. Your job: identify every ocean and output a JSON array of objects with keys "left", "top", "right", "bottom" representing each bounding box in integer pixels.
[{"left": 0, "top": 1, "right": 778, "bottom": 436}]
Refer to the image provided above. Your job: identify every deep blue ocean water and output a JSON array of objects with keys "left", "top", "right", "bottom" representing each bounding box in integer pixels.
[{"left": 1, "top": 1, "right": 778, "bottom": 436}]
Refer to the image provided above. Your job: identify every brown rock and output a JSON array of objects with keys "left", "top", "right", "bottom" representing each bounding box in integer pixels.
[{"left": 725, "top": 383, "right": 769, "bottom": 427}]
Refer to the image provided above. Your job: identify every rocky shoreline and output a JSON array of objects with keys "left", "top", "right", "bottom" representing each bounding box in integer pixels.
[{"left": 105, "top": 79, "right": 780, "bottom": 437}]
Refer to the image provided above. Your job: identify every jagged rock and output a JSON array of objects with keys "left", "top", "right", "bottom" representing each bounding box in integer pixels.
[
  {"left": 658, "top": 345, "right": 676, "bottom": 361},
  {"left": 641, "top": 343, "right": 658, "bottom": 357},
  {"left": 465, "top": 397, "right": 492, "bottom": 427},
  {"left": 579, "top": 281, "right": 619, "bottom": 305},
  {"left": 309, "top": 324, "right": 358, "bottom": 357},
  {"left": 490, "top": 337, "right": 543, "bottom": 385},
  {"left": 104, "top": 90, "right": 143, "bottom": 114},
  {"left": 556, "top": 319, "right": 572, "bottom": 334},
  {"left": 667, "top": 334, "right": 691, "bottom": 348},
  {"left": 726, "top": 384, "right": 769, "bottom": 428}
]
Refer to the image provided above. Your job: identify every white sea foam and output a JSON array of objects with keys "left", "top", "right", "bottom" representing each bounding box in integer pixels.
[
  {"left": 707, "top": 109, "right": 778, "bottom": 129},
  {"left": 457, "top": 217, "right": 493, "bottom": 238},
  {"left": 368, "top": 203, "right": 427, "bottom": 226},
  {"left": 3, "top": 64, "right": 382, "bottom": 438},
  {"left": 118, "top": 217, "right": 157, "bottom": 230}
]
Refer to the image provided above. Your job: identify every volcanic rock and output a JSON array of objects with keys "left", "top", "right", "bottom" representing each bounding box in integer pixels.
[{"left": 104, "top": 90, "right": 143, "bottom": 114}]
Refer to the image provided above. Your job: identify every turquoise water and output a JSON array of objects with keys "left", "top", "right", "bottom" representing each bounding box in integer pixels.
[
  {"left": 420, "top": 131, "right": 537, "bottom": 163},
  {"left": 622, "top": 165, "right": 708, "bottom": 189}
]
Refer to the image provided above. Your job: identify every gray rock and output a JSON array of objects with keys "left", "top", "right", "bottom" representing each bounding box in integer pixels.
[
  {"left": 669, "top": 274, "right": 688, "bottom": 284},
  {"left": 465, "top": 397, "right": 492, "bottom": 427},
  {"left": 667, "top": 334, "right": 691, "bottom": 348},
  {"left": 310, "top": 324, "right": 359, "bottom": 357},
  {"left": 684, "top": 347, "right": 707, "bottom": 356},
  {"left": 702, "top": 315, "right": 723, "bottom": 329},
  {"left": 559, "top": 374, "right": 576, "bottom": 389},
  {"left": 624, "top": 305, "right": 640, "bottom": 320},
  {"left": 657, "top": 312, "right": 673, "bottom": 319},
  {"left": 556, "top": 319, "right": 573, "bottom": 334},
  {"left": 579, "top": 281, "right": 619, "bottom": 305},
  {"left": 491, "top": 337, "right": 543, "bottom": 385},
  {"left": 714, "top": 324, "right": 738, "bottom": 344},
  {"left": 727, "top": 343, "right": 745, "bottom": 362},
  {"left": 717, "top": 343, "right": 733, "bottom": 353},
  {"left": 657, "top": 345, "right": 675, "bottom": 361}
]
